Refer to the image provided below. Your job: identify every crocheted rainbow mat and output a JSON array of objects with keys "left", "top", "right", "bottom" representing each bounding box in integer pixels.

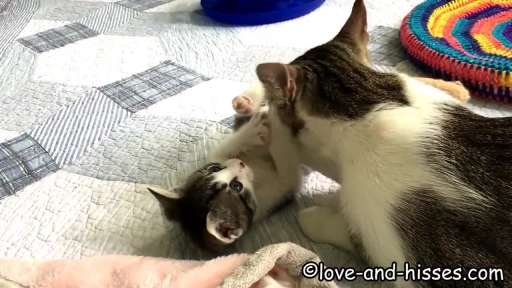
[{"left": 399, "top": 0, "right": 512, "bottom": 103}]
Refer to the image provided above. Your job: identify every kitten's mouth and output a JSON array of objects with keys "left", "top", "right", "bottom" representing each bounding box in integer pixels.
[
  {"left": 217, "top": 224, "right": 243, "bottom": 241},
  {"left": 207, "top": 215, "right": 244, "bottom": 244}
]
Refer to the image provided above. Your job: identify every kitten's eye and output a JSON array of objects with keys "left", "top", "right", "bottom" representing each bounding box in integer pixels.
[
  {"left": 209, "top": 165, "right": 222, "bottom": 173},
  {"left": 229, "top": 180, "right": 243, "bottom": 193}
]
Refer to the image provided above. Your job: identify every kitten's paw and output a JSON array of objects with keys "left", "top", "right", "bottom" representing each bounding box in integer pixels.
[
  {"left": 254, "top": 112, "right": 270, "bottom": 144},
  {"left": 243, "top": 111, "right": 270, "bottom": 147},
  {"left": 232, "top": 95, "right": 254, "bottom": 116},
  {"left": 298, "top": 206, "right": 354, "bottom": 251}
]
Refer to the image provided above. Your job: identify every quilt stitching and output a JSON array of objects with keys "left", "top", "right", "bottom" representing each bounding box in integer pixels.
[
  {"left": 77, "top": 3, "right": 141, "bottom": 34},
  {"left": 28, "top": 90, "right": 132, "bottom": 168},
  {"left": 116, "top": 0, "right": 175, "bottom": 12},
  {"left": 368, "top": 26, "right": 406, "bottom": 67}
]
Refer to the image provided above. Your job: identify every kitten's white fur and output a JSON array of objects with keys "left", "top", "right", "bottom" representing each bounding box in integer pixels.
[
  {"left": 239, "top": 76, "right": 482, "bottom": 286},
  {"left": 208, "top": 107, "right": 301, "bottom": 222}
]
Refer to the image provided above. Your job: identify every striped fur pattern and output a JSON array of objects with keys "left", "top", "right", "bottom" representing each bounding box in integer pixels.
[{"left": 254, "top": 0, "right": 512, "bottom": 287}]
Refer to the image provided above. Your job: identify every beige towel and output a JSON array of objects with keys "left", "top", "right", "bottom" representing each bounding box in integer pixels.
[
  {"left": 222, "top": 242, "right": 337, "bottom": 288},
  {"left": 0, "top": 242, "right": 336, "bottom": 288}
]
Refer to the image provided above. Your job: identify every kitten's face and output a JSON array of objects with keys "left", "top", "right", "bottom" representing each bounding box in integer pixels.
[{"left": 148, "top": 158, "right": 257, "bottom": 252}]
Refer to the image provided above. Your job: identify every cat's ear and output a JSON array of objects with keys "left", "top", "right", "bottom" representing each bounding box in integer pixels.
[
  {"left": 256, "top": 63, "right": 297, "bottom": 103},
  {"left": 335, "top": 0, "right": 371, "bottom": 67},
  {"left": 148, "top": 186, "right": 182, "bottom": 220},
  {"left": 206, "top": 211, "right": 243, "bottom": 244}
]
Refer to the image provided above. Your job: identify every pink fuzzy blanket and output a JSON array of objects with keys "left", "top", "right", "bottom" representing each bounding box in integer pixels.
[{"left": 0, "top": 242, "right": 337, "bottom": 288}]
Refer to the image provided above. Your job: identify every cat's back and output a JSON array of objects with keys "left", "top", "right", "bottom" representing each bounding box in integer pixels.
[
  {"left": 392, "top": 74, "right": 512, "bottom": 202},
  {"left": 425, "top": 98, "right": 512, "bottom": 206},
  {"left": 394, "top": 75, "right": 512, "bottom": 280}
]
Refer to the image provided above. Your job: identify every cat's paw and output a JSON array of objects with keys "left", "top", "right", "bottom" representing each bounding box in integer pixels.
[
  {"left": 298, "top": 206, "right": 354, "bottom": 251},
  {"left": 252, "top": 112, "right": 270, "bottom": 145},
  {"left": 298, "top": 207, "right": 330, "bottom": 244},
  {"left": 242, "top": 111, "right": 270, "bottom": 149},
  {"left": 450, "top": 81, "right": 471, "bottom": 102},
  {"left": 232, "top": 95, "right": 254, "bottom": 116}
]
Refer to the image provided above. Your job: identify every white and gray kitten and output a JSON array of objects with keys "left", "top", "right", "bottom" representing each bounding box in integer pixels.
[{"left": 148, "top": 108, "right": 302, "bottom": 253}]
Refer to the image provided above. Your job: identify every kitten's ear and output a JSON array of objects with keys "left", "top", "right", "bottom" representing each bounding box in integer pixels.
[
  {"left": 256, "top": 63, "right": 297, "bottom": 103},
  {"left": 206, "top": 211, "right": 243, "bottom": 244},
  {"left": 148, "top": 186, "right": 182, "bottom": 220},
  {"left": 335, "top": 0, "right": 371, "bottom": 67}
]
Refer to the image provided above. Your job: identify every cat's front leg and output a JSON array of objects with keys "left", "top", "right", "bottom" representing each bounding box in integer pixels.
[
  {"left": 207, "top": 111, "right": 269, "bottom": 163},
  {"left": 237, "top": 110, "right": 270, "bottom": 150},
  {"left": 298, "top": 205, "right": 354, "bottom": 252},
  {"left": 267, "top": 107, "right": 302, "bottom": 190}
]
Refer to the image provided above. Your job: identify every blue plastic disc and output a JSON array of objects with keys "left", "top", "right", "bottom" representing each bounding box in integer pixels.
[{"left": 201, "top": 0, "right": 326, "bottom": 26}]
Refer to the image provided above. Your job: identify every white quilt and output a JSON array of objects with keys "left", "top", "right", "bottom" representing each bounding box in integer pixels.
[{"left": 1, "top": 0, "right": 511, "bottom": 287}]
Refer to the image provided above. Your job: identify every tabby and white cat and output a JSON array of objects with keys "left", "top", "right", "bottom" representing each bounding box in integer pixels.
[
  {"left": 251, "top": 0, "right": 511, "bottom": 287},
  {"left": 148, "top": 109, "right": 302, "bottom": 252}
]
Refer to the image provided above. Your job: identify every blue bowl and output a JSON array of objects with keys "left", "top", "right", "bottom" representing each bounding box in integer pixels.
[{"left": 201, "top": 0, "right": 326, "bottom": 26}]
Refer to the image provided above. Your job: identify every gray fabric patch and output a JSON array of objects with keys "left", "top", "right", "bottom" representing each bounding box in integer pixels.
[
  {"left": 0, "top": 133, "right": 59, "bottom": 200},
  {"left": 17, "top": 22, "right": 99, "bottom": 53},
  {"left": 368, "top": 26, "right": 406, "bottom": 67},
  {"left": 116, "top": 0, "right": 174, "bottom": 12},
  {"left": 219, "top": 115, "right": 236, "bottom": 129},
  {"left": 98, "top": 60, "right": 209, "bottom": 113}
]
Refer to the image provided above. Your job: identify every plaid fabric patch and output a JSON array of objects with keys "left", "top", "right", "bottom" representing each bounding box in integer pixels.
[
  {"left": 117, "top": 0, "right": 173, "bottom": 12},
  {"left": 219, "top": 115, "right": 236, "bottom": 129},
  {"left": 17, "top": 23, "right": 98, "bottom": 53},
  {"left": 368, "top": 26, "right": 406, "bottom": 67},
  {"left": 98, "top": 60, "right": 209, "bottom": 113},
  {"left": 0, "top": 134, "right": 59, "bottom": 200}
]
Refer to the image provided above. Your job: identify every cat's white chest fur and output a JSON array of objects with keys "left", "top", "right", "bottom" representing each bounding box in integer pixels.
[
  {"left": 298, "top": 108, "right": 422, "bottom": 268},
  {"left": 332, "top": 115, "right": 421, "bottom": 269},
  {"left": 294, "top": 75, "right": 466, "bottom": 285}
]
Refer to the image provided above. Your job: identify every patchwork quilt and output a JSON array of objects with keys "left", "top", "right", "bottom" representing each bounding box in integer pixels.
[{"left": 1, "top": 0, "right": 512, "bottom": 287}]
